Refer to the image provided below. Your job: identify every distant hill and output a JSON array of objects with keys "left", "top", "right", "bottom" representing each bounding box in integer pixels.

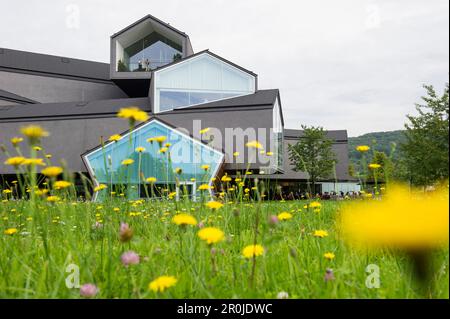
[{"left": 348, "top": 130, "right": 406, "bottom": 165}]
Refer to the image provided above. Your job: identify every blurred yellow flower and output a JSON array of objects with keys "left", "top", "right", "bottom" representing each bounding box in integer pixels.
[
  {"left": 135, "top": 146, "right": 146, "bottom": 153},
  {"left": 4, "top": 228, "right": 18, "bottom": 235},
  {"left": 356, "top": 145, "right": 370, "bottom": 152},
  {"left": 233, "top": 152, "right": 240, "bottom": 157},
  {"left": 121, "top": 159, "right": 134, "bottom": 166},
  {"left": 94, "top": 184, "right": 107, "bottom": 192},
  {"left": 108, "top": 134, "right": 121, "bottom": 142},
  {"left": 206, "top": 201, "right": 223, "bottom": 210},
  {"left": 54, "top": 181, "right": 72, "bottom": 189},
  {"left": 172, "top": 213, "right": 197, "bottom": 226},
  {"left": 242, "top": 244, "right": 265, "bottom": 258},
  {"left": 221, "top": 175, "right": 232, "bottom": 182},
  {"left": 117, "top": 107, "right": 149, "bottom": 122},
  {"left": 146, "top": 177, "right": 157, "bottom": 183},
  {"left": 22, "top": 158, "right": 46, "bottom": 166},
  {"left": 201, "top": 164, "right": 210, "bottom": 171},
  {"left": 149, "top": 276, "right": 177, "bottom": 293},
  {"left": 4, "top": 157, "right": 25, "bottom": 167},
  {"left": 314, "top": 230, "right": 329, "bottom": 238},
  {"left": 198, "top": 184, "right": 212, "bottom": 191},
  {"left": 197, "top": 227, "right": 225, "bottom": 244},
  {"left": 309, "top": 201, "right": 322, "bottom": 209},
  {"left": 324, "top": 252, "right": 335, "bottom": 260},
  {"left": 20, "top": 125, "right": 49, "bottom": 139},
  {"left": 10, "top": 137, "right": 23, "bottom": 147},
  {"left": 46, "top": 196, "right": 60, "bottom": 202},
  {"left": 277, "top": 212, "right": 293, "bottom": 221},
  {"left": 41, "top": 166, "right": 63, "bottom": 177},
  {"left": 33, "top": 146, "right": 42, "bottom": 151},
  {"left": 340, "top": 184, "right": 449, "bottom": 250},
  {"left": 174, "top": 168, "right": 182, "bottom": 174},
  {"left": 368, "top": 163, "right": 381, "bottom": 169},
  {"left": 199, "top": 127, "right": 210, "bottom": 134},
  {"left": 158, "top": 147, "right": 168, "bottom": 154},
  {"left": 266, "top": 151, "right": 274, "bottom": 156}
]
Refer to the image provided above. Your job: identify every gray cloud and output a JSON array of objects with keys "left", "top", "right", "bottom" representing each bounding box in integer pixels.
[{"left": 0, "top": 0, "right": 448, "bottom": 136}]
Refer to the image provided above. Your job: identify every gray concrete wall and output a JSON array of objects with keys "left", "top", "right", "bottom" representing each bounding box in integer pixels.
[{"left": 0, "top": 71, "right": 127, "bottom": 104}]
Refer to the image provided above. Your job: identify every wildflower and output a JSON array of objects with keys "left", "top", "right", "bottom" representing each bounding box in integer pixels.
[
  {"left": 277, "top": 212, "right": 293, "bottom": 221},
  {"left": 309, "top": 201, "right": 322, "bottom": 209},
  {"left": 172, "top": 213, "right": 197, "bottom": 226},
  {"left": 120, "top": 251, "right": 140, "bottom": 267},
  {"left": 340, "top": 184, "right": 449, "bottom": 250},
  {"left": 54, "top": 181, "right": 72, "bottom": 189},
  {"left": 146, "top": 177, "right": 157, "bottom": 183},
  {"left": 135, "top": 146, "right": 146, "bottom": 153},
  {"left": 108, "top": 134, "right": 121, "bottom": 142},
  {"left": 198, "top": 184, "right": 212, "bottom": 191},
  {"left": 221, "top": 175, "right": 232, "bottom": 182},
  {"left": 168, "top": 192, "right": 177, "bottom": 199},
  {"left": 4, "top": 228, "right": 18, "bottom": 235},
  {"left": 233, "top": 152, "right": 240, "bottom": 157},
  {"left": 206, "top": 201, "right": 223, "bottom": 210},
  {"left": 35, "top": 189, "right": 49, "bottom": 196},
  {"left": 277, "top": 291, "right": 289, "bottom": 299},
  {"left": 324, "top": 268, "right": 335, "bottom": 282},
  {"left": 46, "top": 196, "right": 60, "bottom": 202},
  {"left": 117, "top": 107, "right": 149, "bottom": 122},
  {"left": 324, "top": 252, "right": 335, "bottom": 260},
  {"left": 94, "top": 184, "right": 107, "bottom": 192},
  {"left": 266, "top": 151, "right": 274, "bottom": 156},
  {"left": 314, "top": 230, "right": 329, "bottom": 238},
  {"left": 199, "top": 127, "right": 210, "bottom": 134},
  {"left": 80, "top": 283, "right": 98, "bottom": 298},
  {"left": 22, "top": 158, "right": 46, "bottom": 166},
  {"left": 154, "top": 136, "right": 167, "bottom": 144},
  {"left": 121, "top": 159, "right": 134, "bottom": 166},
  {"left": 41, "top": 166, "right": 63, "bottom": 177},
  {"left": 158, "top": 147, "right": 168, "bottom": 154},
  {"left": 201, "top": 164, "right": 210, "bottom": 171},
  {"left": 197, "top": 227, "right": 225, "bottom": 244},
  {"left": 149, "top": 276, "right": 177, "bottom": 293},
  {"left": 4, "top": 157, "right": 26, "bottom": 167},
  {"left": 20, "top": 125, "right": 49, "bottom": 141},
  {"left": 356, "top": 145, "right": 370, "bottom": 152},
  {"left": 245, "top": 140, "right": 263, "bottom": 149},
  {"left": 368, "top": 163, "right": 381, "bottom": 169},
  {"left": 10, "top": 137, "right": 23, "bottom": 147},
  {"left": 242, "top": 244, "right": 265, "bottom": 259},
  {"left": 33, "top": 146, "right": 42, "bottom": 151},
  {"left": 165, "top": 143, "right": 171, "bottom": 147},
  {"left": 119, "top": 222, "right": 133, "bottom": 242},
  {"left": 174, "top": 167, "right": 182, "bottom": 174},
  {"left": 46, "top": 154, "right": 52, "bottom": 159}
]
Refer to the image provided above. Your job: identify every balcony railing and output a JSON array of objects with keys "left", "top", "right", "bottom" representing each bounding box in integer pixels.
[{"left": 117, "top": 60, "right": 175, "bottom": 72}]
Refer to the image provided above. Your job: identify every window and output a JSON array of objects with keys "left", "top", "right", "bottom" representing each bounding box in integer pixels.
[
  {"left": 271, "top": 97, "right": 284, "bottom": 172},
  {"left": 83, "top": 119, "right": 224, "bottom": 200},
  {"left": 119, "top": 32, "right": 183, "bottom": 72},
  {"left": 153, "top": 53, "right": 256, "bottom": 113}
]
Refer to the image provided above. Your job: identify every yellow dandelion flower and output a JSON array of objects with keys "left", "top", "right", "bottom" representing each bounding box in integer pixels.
[
  {"left": 41, "top": 166, "right": 63, "bottom": 177},
  {"left": 309, "top": 201, "right": 322, "bottom": 209},
  {"left": 108, "top": 134, "right": 121, "bottom": 142},
  {"left": 172, "top": 213, "right": 197, "bottom": 226},
  {"left": 242, "top": 244, "right": 265, "bottom": 258},
  {"left": 53, "top": 181, "right": 72, "bottom": 189},
  {"left": 4, "top": 157, "right": 26, "bottom": 167},
  {"left": 22, "top": 158, "right": 46, "bottom": 166},
  {"left": 277, "top": 212, "right": 293, "bottom": 221},
  {"left": 266, "top": 151, "right": 274, "bottom": 156},
  {"left": 20, "top": 125, "right": 49, "bottom": 139},
  {"left": 146, "top": 177, "right": 157, "bottom": 183},
  {"left": 198, "top": 184, "right": 212, "bottom": 191},
  {"left": 121, "top": 159, "right": 134, "bottom": 166},
  {"left": 149, "top": 275, "right": 177, "bottom": 293},
  {"left": 94, "top": 184, "right": 107, "bottom": 192},
  {"left": 233, "top": 152, "right": 240, "bottom": 157},
  {"left": 4, "top": 228, "right": 18, "bottom": 235},
  {"left": 33, "top": 146, "right": 42, "bottom": 151},
  {"left": 245, "top": 140, "right": 263, "bottom": 149},
  {"left": 368, "top": 163, "right": 381, "bottom": 169},
  {"left": 197, "top": 227, "right": 225, "bottom": 244},
  {"left": 221, "top": 175, "right": 232, "bottom": 182},
  {"left": 117, "top": 107, "right": 149, "bottom": 122},
  {"left": 174, "top": 168, "right": 182, "bottom": 174},
  {"left": 324, "top": 252, "right": 335, "bottom": 260},
  {"left": 314, "top": 230, "right": 329, "bottom": 238},
  {"left": 46, "top": 195, "right": 60, "bottom": 202},
  {"left": 135, "top": 146, "right": 146, "bottom": 153},
  {"left": 10, "top": 137, "right": 24, "bottom": 147},
  {"left": 199, "top": 127, "right": 210, "bottom": 134},
  {"left": 206, "top": 201, "right": 223, "bottom": 210},
  {"left": 356, "top": 145, "right": 370, "bottom": 152},
  {"left": 201, "top": 164, "right": 210, "bottom": 171},
  {"left": 158, "top": 147, "right": 168, "bottom": 154}
]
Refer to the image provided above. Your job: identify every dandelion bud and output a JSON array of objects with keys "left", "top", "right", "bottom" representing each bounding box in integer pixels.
[
  {"left": 277, "top": 291, "right": 289, "bottom": 299},
  {"left": 119, "top": 222, "right": 133, "bottom": 242},
  {"left": 120, "top": 251, "right": 140, "bottom": 267},
  {"left": 80, "top": 283, "right": 98, "bottom": 298}
]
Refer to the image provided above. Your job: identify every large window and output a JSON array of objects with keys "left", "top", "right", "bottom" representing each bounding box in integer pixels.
[
  {"left": 119, "top": 32, "right": 183, "bottom": 72},
  {"left": 272, "top": 97, "right": 284, "bottom": 172},
  {"left": 153, "top": 53, "right": 256, "bottom": 113},
  {"left": 83, "top": 119, "right": 224, "bottom": 200}
]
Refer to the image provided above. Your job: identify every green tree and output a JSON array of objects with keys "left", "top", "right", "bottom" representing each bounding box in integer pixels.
[
  {"left": 400, "top": 83, "right": 449, "bottom": 186},
  {"left": 288, "top": 125, "right": 337, "bottom": 194}
]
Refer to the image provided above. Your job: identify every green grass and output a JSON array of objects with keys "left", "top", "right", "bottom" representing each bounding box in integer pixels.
[{"left": 0, "top": 198, "right": 448, "bottom": 299}]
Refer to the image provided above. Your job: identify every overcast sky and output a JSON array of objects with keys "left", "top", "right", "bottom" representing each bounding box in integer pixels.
[{"left": 0, "top": 0, "right": 448, "bottom": 136}]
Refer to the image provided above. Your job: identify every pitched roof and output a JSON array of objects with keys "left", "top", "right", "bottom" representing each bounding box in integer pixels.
[
  {"left": 111, "top": 14, "right": 189, "bottom": 39},
  {"left": 0, "top": 89, "right": 38, "bottom": 104},
  {"left": 0, "top": 48, "right": 111, "bottom": 82}
]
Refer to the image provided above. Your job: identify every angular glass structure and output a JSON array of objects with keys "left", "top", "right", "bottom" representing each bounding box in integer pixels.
[
  {"left": 83, "top": 119, "right": 224, "bottom": 200},
  {"left": 153, "top": 52, "right": 256, "bottom": 113}
]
